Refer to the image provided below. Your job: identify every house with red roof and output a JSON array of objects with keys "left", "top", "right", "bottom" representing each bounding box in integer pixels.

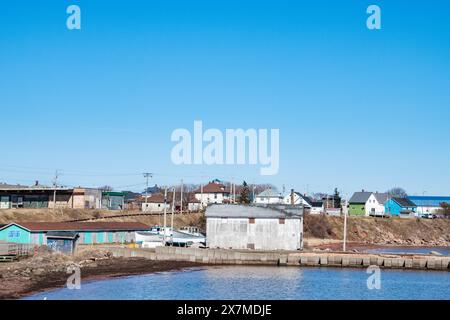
[{"left": 193, "top": 180, "right": 231, "bottom": 206}]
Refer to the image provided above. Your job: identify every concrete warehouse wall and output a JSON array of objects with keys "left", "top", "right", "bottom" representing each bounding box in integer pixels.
[{"left": 206, "top": 217, "right": 303, "bottom": 250}]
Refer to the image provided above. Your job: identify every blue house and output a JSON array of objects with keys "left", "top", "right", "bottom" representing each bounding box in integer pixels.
[
  {"left": 385, "top": 198, "right": 417, "bottom": 216},
  {"left": 0, "top": 222, "right": 150, "bottom": 245}
]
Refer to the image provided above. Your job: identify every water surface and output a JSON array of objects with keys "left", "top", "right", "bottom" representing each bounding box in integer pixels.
[{"left": 25, "top": 266, "right": 450, "bottom": 300}]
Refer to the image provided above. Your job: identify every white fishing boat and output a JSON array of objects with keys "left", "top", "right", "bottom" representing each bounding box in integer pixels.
[
  {"left": 169, "top": 229, "right": 206, "bottom": 247},
  {"left": 135, "top": 225, "right": 205, "bottom": 248}
]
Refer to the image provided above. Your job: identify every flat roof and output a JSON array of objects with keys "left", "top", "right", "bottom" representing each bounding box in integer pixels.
[
  {"left": 0, "top": 187, "right": 73, "bottom": 192},
  {"left": 0, "top": 222, "right": 150, "bottom": 232},
  {"left": 205, "top": 204, "right": 303, "bottom": 219}
]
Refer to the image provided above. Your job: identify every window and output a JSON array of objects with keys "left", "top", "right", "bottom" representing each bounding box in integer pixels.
[
  {"left": 249, "top": 218, "right": 255, "bottom": 224},
  {"left": 8, "top": 230, "right": 20, "bottom": 238}
]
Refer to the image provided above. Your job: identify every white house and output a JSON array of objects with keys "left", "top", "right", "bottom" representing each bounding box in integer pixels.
[
  {"left": 141, "top": 193, "right": 170, "bottom": 212},
  {"left": 194, "top": 181, "right": 230, "bottom": 206},
  {"left": 205, "top": 204, "right": 304, "bottom": 251},
  {"left": 310, "top": 201, "right": 324, "bottom": 214},
  {"left": 187, "top": 197, "right": 202, "bottom": 212},
  {"left": 254, "top": 189, "right": 284, "bottom": 204},
  {"left": 283, "top": 190, "right": 313, "bottom": 207},
  {"left": 365, "top": 192, "right": 390, "bottom": 216}
]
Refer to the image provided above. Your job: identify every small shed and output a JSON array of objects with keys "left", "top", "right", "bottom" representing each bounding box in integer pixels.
[{"left": 46, "top": 231, "right": 79, "bottom": 254}]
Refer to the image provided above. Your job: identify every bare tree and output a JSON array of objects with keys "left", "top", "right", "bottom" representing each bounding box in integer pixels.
[
  {"left": 99, "top": 185, "right": 113, "bottom": 192},
  {"left": 386, "top": 187, "right": 408, "bottom": 198}
]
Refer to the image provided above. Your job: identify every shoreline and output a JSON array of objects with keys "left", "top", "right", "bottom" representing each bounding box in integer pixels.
[
  {"left": 1, "top": 256, "right": 203, "bottom": 300},
  {"left": 2, "top": 243, "right": 449, "bottom": 300}
]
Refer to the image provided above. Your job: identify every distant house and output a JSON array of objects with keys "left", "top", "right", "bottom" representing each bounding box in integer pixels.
[
  {"left": 348, "top": 191, "right": 373, "bottom": 215},
  {"left": 205, "top": 204, "right": 304, "bottom": 251},
  {"left": 385, "top": 198, "right": 417, "bottom": 217},
  {"left": 193, "top": 180, "right": 230, "bottom": 206},
  {"left": 102, "top": 192, "right": 125, "bottom": 210},
  {"left": 0, "top": 184, "right": 102, "bottom": 209},
  {"left": 141, "top": 193, "right": 170, "bottom": 212},
  {"left": 0, "top": 222, "right": 150, "bottom": 245},
  {"left": 71, "top": 188, "right": 103, "bottom": 209},
  {"left": 254, "top": 189, "right": 283, "bottom": 204},
  {"left": 122, "top": 191, "right": 142, "bottom": 210},
  {"left": 310, "top": 201, "right": 324, "bottom": 214},
  {"left": 366, "top": 192, "right": 390, "bottom": 216},
  {"left": 283, "top": 190, "right": 313, "bottom": 207},
  {"left": 408, "top": 196, "right": 450, "bottom": 216},
  {"left": 187, "top": 197, "right": 202, "bottom": 212}
]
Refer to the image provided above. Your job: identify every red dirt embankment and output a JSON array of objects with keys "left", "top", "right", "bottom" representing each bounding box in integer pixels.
[
  {"left": 0, "top": 208, "right": 204, "bottom": 230},
  {"left": 304, "top": 214, "right": 450, "bottom": 246}
]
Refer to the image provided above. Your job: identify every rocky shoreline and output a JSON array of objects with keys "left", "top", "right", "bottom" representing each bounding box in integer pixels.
[{"left": 0, "top": 247, "right": 202, "bottom": 300}]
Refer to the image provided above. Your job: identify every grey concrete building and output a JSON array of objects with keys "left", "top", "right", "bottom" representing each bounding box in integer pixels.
[{"left": 205, "top": 204, "right": 303, "bottom": 251}]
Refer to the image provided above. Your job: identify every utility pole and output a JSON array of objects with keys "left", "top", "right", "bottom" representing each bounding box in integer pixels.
[
  {"left": 343, "top": 205, "right": 348, "bottom": 252},
  {"left": 53, "top": 170, "right": 58, "bottom": 212},
  {"left": 180, "top": 179, "right": 183, "bottom": 215},
  {"left": 200, "top": 183, "right": 204, "bottom": 209},
  {"left": 143, "top": 173, "right": 152, "bottom": 212},
  {"left": 163, "top": 187, "right": 167, "bottom": 246},
  {"left": 171, "top": 187, "right": 175, "bottom": 245}
]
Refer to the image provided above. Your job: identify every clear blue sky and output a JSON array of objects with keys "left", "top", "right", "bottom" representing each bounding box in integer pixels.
[{"left": 1, "top": 0, "right": 449, "bottom": 198}]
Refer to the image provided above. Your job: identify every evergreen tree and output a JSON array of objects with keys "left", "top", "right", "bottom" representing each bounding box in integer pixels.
[
  {"left": 240, "top": 181, "right": 251, "bottom": 204},
  {"left": 333, "top": 188, "right": 342, "bottom": 208}
]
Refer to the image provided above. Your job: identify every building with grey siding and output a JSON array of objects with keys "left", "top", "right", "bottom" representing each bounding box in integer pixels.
[{"left": 205, "top": 204, "right": 303, "bottom": 251}]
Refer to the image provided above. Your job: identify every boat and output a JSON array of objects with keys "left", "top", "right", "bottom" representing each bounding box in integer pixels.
[
  {"left": 135, "top": 225, "right": 205, "bottom": 248},
  {"left": 169, "top": 229, "right": 206, "bottom": 247}
]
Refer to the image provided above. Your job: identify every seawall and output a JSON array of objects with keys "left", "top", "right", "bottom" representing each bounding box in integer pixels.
[{"left": 105, "top": 246, "right": 450, "bottom": 272}]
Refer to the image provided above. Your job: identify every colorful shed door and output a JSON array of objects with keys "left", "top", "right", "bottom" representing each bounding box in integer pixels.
[
  {"left": 84, "top": 232, "right": 92, "bottom": 244},
  {"left": 96, "top": 232, "right": 104, "bottom": 244},
  {"left": 47, "top": 238, "right": 74, "bottom": 254}
]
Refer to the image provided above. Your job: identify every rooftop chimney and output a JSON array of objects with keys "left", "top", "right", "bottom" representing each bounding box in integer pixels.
[{"left": 290, "top": 189, "right": 294, "bottom": 205}]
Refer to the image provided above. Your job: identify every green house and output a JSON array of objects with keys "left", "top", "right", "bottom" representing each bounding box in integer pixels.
[{"left": 348, "top": 191, "right": 372, "bottom": 215}]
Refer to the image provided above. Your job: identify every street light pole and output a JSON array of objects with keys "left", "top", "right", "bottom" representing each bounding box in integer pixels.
[
  {"left": 163, "top": 187, "right": 167, "bottom": 246},
  {"left": 343, "top": 205, "right": 348, "bottom": 252}
]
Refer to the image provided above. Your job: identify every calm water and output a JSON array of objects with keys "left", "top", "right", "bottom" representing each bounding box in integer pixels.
[{"left": 25, "top": 266, "right": 450, "bottom": 300}]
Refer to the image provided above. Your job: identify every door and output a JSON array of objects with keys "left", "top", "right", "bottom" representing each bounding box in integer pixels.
[
  {"left": 0, "top": 196, "right": 10, "bottom": 209},
  {"left": 17, "top": 197, "right": 23, "bottom": 208}
]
